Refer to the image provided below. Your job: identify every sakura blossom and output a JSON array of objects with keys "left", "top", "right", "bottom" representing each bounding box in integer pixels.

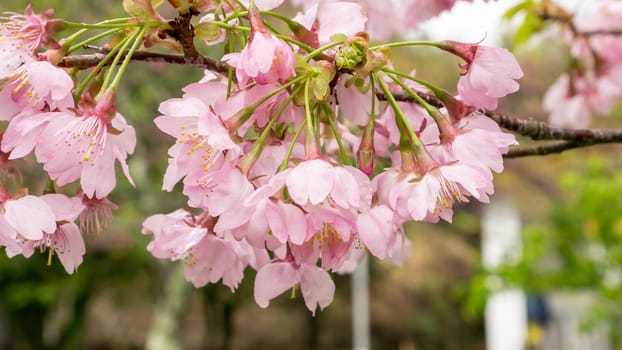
[
  {"left": 441, "top": 41, "right": 523, "bottom": 110},
  {"left": 34, "top": 92, "right": 136, "bottom": 199},
  {"left": 0, "top": 0, "right": 532, "bottom": 316}
]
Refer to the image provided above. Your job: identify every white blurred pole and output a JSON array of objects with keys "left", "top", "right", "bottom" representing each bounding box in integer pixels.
[
  {"left": 482, "top": 199, "right": 526, "bottom": 350},
  {"left": 352, "top": 254, "right": 370, "bottom": 350}
]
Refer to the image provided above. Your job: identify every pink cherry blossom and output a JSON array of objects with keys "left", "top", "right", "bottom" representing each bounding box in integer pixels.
[
  {"left": 1, "top": 110, "right": 58, "bottom": 159},
  {"left": 292, "top": 1, "right": 367, "bottom": 46},
  {"left": 285, "top": 159, "right": 371, "bottom": 210},
  {"left": 23, "top": 194, "right": 87, "bottom": 274},
  {"left": 2, "top": 195, "right": 56, "bottom": 241},
  {"left": 443, "top": 41, "right": 523, "bottom": 110},
  {"left": 0, "top": 5, "right": 60, "bottom": 78},
  {"left": 2, "top": 59, "right": 74, "bottom": 111},
  {"left": 429, "top": 112, "right": 517, "bottom": 175},
  {"left": 143, "top": 209, "right": 267, "bottom": 290},
  {"left": 223, "top": 3, "right": 294, "bottom": 88},
  {"left": 34, "top": 92, "right": 136, "bottom": 199},
  {"left": 254, "top": 260, "right": 335, "bottom": 315}
]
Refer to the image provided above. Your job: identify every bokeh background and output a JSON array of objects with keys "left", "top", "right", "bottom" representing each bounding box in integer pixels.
[{"left": 1, "top": 1, "right": 621, "bottom": 349}]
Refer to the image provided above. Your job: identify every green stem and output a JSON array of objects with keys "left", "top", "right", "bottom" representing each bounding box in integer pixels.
[
  {"left": 304, "top": 40, "right": 346, "bottom": 62},
  {"left": 62, "top": 28, "right": 89, "bottom": 48},
  {"left": 324, "top": 104, "right": 349, "bottom": 165},
  {"left": 261, "top": 10, "right": 299, "bottom": 28},
  {"left": 62, "top": 21, "right": 142, "bottom": 29},
  {"left": 278, "top": 119, "right": 307, "bottom": 172},
  {"left": 227, "top": 75, "right": 307, "bottom": 132},
  {"left": 384, "top": 72, "right": 437, "bottom": 116},
  {"left": 73, "top": 33, "right": 132, "bottom": 98},
  {"left": 100, "top": 28, "right": 141, "bottom": 93},
  {"left": 108, "top": 26, "right": 148, "bottom": 92},
  {"left": 369, "top": 40, "right": 443, "bottom": 51},
  {"left": 374, "top": 73, "right": 426, "bottom": 153},
  {"left": 67, "top": 28, "right": 121, "bottom": 54}
]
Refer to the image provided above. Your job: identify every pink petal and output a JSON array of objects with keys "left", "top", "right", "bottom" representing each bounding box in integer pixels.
[
  {"left": 254, "top": 262, "right": 301, "bottom": 308},
  {"left": 4, "top": 195, "right": 56, "bottom": 240}
]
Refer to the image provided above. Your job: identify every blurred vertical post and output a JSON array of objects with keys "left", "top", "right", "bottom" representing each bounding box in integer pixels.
[
  {"left": 352, "top": 253, "right": 370, "bottom": 350},
  {"left": 482, "top": 198, "right": 526, "bottom": 350},
  {"left": 146, "top": 262, "right": 191, "bottom": 350}
]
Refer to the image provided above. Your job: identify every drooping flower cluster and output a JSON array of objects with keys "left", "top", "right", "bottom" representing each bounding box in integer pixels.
[
  {"left": 542, "top": 0, "right": 622, "bottom": 128},
  {"left": 0, "top": 0, "right": 523, "bottom": 314}
]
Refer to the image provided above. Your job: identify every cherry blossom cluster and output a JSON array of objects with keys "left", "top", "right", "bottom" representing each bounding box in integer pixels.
[
  {"left": 543, "top": 0, "right": 622, "bottom": 128},
  {"left": 0, "top": 0, "right": 523, "bottom": 314}
]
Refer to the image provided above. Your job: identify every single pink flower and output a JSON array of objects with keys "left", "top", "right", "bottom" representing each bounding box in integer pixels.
[
  {"left": 2, "top": 59, "right": 74, "bottom": 111},
  {"left": 285, "top": 159, "right": 371, "bottom": 210},
  {"left": 292, "top": 1, "right": 367, "bottom": 46},
  {"left": 223, "top": 3, "right": 295, "bottom": 88},
  {"left": 443, "top": 41, "right": 523, "bottom": 110},
  {"left": 254, "top": 260, "right": 335, "bottom": 315},
  {"left": 78, "top": 194, "right": 118, "bottom": 234},
  {"left": 0, "top": 4, "right": 61, "bottom": 78},
  {"left": 35, "top": 92, "right": 136, "bottom": 199},
  {"left": 429, "top": 113, "right": 517, "bottom": 175}
]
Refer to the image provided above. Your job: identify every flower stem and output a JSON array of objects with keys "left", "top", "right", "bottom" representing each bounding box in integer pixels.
[
  {"left": 278, "top": 119, "right": 307, "bottom": 172},
  {"left": 73, "top": 33, "right": 132, "bottom": 99},
  {"left": 238, "top": 85, "right": 304, "bottom": 174},
  {"left": 374, "top": 73, "right": 424, "bottom": 152},
  {"left": 67, "top": 28, "right": 122, "bottom": 54},
  {"left": 109, "top": 26, "right": 148, "bottom": 92},
  {"left": 369, "top": 40, "right": 443, "bottom": 51},
  {"left": 304, "top": 40, "right": 346, "bottom": 62},
  {"left": 100, "top": 28, "right": 142, "bottom": 93},
  {"left": 324, "top": 104, "right": 350, "bottom": 165}
]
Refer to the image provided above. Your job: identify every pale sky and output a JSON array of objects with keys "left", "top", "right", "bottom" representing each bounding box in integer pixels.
[{"left": 417, "top": 0, "right": 595, "bottom": 45}]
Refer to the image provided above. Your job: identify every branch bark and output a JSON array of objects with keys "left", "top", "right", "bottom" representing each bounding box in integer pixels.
[{"left": 53, "top": 17, "right": 622, "bottom": 159}]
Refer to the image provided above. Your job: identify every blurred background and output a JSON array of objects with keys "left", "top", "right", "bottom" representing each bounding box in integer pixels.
[{"left": 1, "top": 1, "right": 622, "bottom": 349}]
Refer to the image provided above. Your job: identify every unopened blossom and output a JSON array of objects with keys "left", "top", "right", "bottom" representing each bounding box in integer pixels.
[
  {"left": 254, "top": 260, "right": 335, "bottom": 315},
  {"left": 442, "top": 41, "right": 523, "bottom": 110},
  {"left": 223, "top": 2, "right": 295, "bottom": 87},
  {"left": 34, "top": 91, "right": 136, "bottom": 199}
]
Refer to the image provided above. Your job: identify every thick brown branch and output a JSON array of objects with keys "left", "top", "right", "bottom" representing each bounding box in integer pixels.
[
  {"left": 504, "top": 141, "right": 579, "bottom": 158},
  {"left": 484, "top": 111, "right": 622, "bottom": 142},
  {"left": 58, "top": 46, "right": 230, "bottom": 75}
]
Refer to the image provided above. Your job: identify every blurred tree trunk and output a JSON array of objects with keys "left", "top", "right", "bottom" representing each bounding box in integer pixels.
[{"left": 146, "top": 263, "right": 191, "bottom": 350}]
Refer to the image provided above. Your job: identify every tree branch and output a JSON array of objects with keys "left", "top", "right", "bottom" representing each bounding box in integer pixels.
[
  {"left": 58, "top": 46, "right": 230, "bottom": 75},
  {"left": 53, "top": 24, "right": 622, "bottom": 159}
]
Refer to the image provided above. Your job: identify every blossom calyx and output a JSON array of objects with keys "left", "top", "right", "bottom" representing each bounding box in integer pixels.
[{"left": 335, "top": 35, "right": 368, "bottom": 71}]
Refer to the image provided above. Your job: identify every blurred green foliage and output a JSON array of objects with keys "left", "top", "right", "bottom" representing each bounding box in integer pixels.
[{"left": 467, "top": 155, "right": 622, "bottom": 344}]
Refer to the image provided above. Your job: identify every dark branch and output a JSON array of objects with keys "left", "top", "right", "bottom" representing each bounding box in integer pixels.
[
  {"left": 504, "top": 141, "right": 579, "bottom": 158},
  {"left": 53, "top": 24, "right": 622, "bottom": 159},
  {"left": 59, "top": 46, "right": 230, "bottom": 75}
]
